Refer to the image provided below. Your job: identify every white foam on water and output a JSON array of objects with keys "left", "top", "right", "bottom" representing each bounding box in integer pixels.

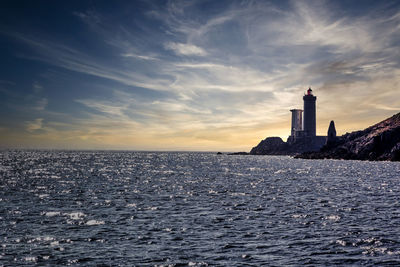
[
  {"left": 126, "top": 203, "right": 137, "bottom": 207},
  {"left": 43, "top": 236, "right": 54, "bottom": 241},
  {"left": 362, "top": 246, "right": 388, "bottom": 255},
  {"left": 292, "top": 214, "right": 307, "bottom": 219},
  {"left": 325, "top": 215, "right": 340, "bottom": 221},
  {"left": 86, "top": 220, "right": 105, "bottom": 225},
  {"left": 27, "top": 236, "right": 54, "bottom": 243},
  {"left": 64, "top": 212, "right": 86, "bottom": 220},
  {"left": 336, "top": 240, "right": 346, "bottom": 246},
  {"left": 24, "top": 256, "right": 37, "bottom": 262},
  {"left": 43, "top": 211, "right": 61, "bottom": 217},
  {"left": 188, "top": 262, "right": 208, "bottom": 266},
  {"left": 10, "top": 210, "right": 21, "bottom": 214},
  {"left": 387, "top": 250, "right": 400, "bottom": 255},
  {"left": 363, "top": 237, "right": 380, "bottom": 244},
  {"left": 231, "top": 192, "right": 246, "bottom": 196},
  {"left": 295, "top": 168, "right": 310, "bottom": 174}
]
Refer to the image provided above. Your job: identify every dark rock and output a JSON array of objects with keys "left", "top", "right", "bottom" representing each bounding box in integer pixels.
[
  {"left": 296, "top": 112, "right": 400, "bottom": 161},
  {"left": 390, "top": 143, "right": 400, "bottom": 161},
  {"left": 249, "top": 136, "right": 325, "bottom": 155},
  {"left": 217, "top": 152, "right": 223, "bottom": 155},
  {"left": 228, "top": 152, "right": 249, "bottom": 155},
  {"left": 250, "top": 137, "right": 288, "bottom": 155},
  {"left": 326, "top": 120, "right": 337, "bottom": 146}
]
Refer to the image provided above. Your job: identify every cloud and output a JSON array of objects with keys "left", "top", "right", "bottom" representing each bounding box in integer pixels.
[
  {"left": 34, "top": 98, "right": 48, "bottom": 111},
  {"left": 33, "top": 81, "right": 43, "bottom": 89},
  {"left": 73, "top": 11, "right": 101, "bottom": 25},
  {"left": 74, "top": 87, "right": 281, "bottom": 141},
  {"left": 26, "top": 118, "right": 43, "bottom": 132},
  {"left": 121, "top": 53, "right": 159, "bottom": 61},
  {"left": 10, "top": 33, "right": 173, "bottom": 91},
  {"left": 168, "top": 62, "right": 281, "bottom": 93},
  {"left": 164, "top": 42, "right": 207, "bottom": 56},
  {"left": 75, "top": 98, "right": 128, "bottom": 118},
  {"left": 33, "top": 81, "right": 43, "bottom": 93}
]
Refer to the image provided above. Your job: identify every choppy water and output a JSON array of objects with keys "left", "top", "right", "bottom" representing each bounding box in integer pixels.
[{"left": 1, "top": 151, "right": 400, "bottom": 266}]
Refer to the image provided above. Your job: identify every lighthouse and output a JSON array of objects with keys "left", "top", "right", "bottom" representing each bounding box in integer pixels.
[
  {"left": 286, "top": 87, "right": 329, "bottom": 151},
  {"left": 303, "top": 88, "right": 316, "bottom": 137}
]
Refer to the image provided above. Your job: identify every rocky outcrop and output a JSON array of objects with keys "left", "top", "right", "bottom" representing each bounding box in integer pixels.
[
  {"left": 326, "top": 120, "right": 337, "bottom": 145},
  {"left": 250, "top": 136, "right": 325, "bottom": 155},
  {"left": 297, "top": 112, "right": 400, "bottom": 161},
  {"left": 250, "top": 137, "right": 289, "bottom": 155}
]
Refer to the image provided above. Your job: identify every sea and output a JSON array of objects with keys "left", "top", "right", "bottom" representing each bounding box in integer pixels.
[{"left": 1, "top": 151, "right": 400, "bottom": 266}]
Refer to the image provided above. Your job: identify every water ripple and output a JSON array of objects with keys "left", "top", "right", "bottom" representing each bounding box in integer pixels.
[{"left": 1, "top": 151, "right": 400, "bottom": 265}]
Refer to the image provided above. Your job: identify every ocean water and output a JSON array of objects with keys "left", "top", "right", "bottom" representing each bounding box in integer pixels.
[{"left": 1, "top": 151, "right": 400, "bottom": 266}]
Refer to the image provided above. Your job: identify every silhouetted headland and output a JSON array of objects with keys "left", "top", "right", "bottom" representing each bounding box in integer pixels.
[
  {"left": 296, "top": 112, "right": 400, "bottom": 161},
  {"left": 245, "top": 87, "right": 400, "bottom": 161}
]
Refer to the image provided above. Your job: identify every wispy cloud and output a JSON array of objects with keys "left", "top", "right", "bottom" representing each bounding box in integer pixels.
[
  {"left": 32, "top": 81, "right": 44, "bottom": 94},
  {"left": 34, "top": 98, "right": 48, "bottom": 111},
  {"left": 10, "top": 33, "right": 174, "bottom": 91},
  {"left": 164, "top": 42, "right": 207, "bottom": 56},
  {"left": 121, "top": 53, "right": 159, "bottom": 61},
  {"left": 26, "top": 118, "right": 43, "bottom": 132}
]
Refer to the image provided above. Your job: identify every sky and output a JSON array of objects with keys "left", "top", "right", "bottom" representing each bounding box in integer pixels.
[{"left": 0, "top": 0, "right": 399, "bottom": 151}]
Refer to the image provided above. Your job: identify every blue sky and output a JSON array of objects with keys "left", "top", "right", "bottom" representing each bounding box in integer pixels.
[{"left": 0, "top": 0, "right": 399, "bottom": 151}]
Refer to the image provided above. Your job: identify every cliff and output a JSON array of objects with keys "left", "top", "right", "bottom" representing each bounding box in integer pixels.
[{"left": 297, "top": 112, "right": 400, "bottom": 161}]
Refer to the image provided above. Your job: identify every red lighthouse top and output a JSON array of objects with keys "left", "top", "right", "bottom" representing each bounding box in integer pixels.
[{"left": 307, "top": 87, "right": 313, "bottom": 95}]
